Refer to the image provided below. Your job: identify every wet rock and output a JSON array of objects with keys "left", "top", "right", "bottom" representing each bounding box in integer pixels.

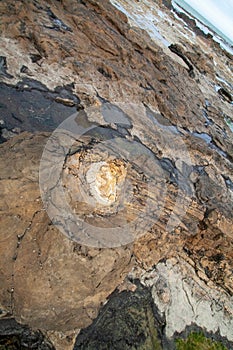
[
  {"left": 0, "top": 318, "right": 54, "bottom": 349},
  {"left": 30, "top": 53, "right": 43, "bottom": 63},
  {"left": 46, "top": 8, "right": 72, "bottom": 32},
  {"left": 218, "top": 87, "right": 232, "bottom": 103},
  {"left": 20, "top": 65, "right": 30, "bottom": 74},
  {"left": 0, "top": 56, "right": 13, "bottom": 79},
  {"left": 162, "top": 0, "right": 172, "bottom": 10},
  {"left": 0, "top": 79, "right": 79, "bottom": 134},
  {"left": 74, "top": 282, "right": 163, "bottom": 350},
  {"left": 1, "top": 127, "right": 18, "bottom": 141},
  {"left": 168, "top": 44, "right": 195, "bottom": 77}
]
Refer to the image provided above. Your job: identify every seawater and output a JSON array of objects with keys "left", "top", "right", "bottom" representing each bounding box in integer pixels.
[{"left": 173, "top": 0, "right": 233, "bottom": 54}]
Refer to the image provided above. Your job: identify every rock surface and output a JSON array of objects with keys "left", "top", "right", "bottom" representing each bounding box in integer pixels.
[
  {"left": 0, "top": 0, "right": 233, "bottom": 349},
  {"left": 139, "top": 258, "right": 233, "bottom": 344},
  {"left": 74, "top": 282, "right": 163, "bottom": 350},
  {"left": 74, "top": 266, "right": 233, "bottom": 349},
  {"left": 0, "top": 131, "right": 133, "bottom": 331},
  {"left": 0, "top": 318, "right": 55, "bottom": 349}
]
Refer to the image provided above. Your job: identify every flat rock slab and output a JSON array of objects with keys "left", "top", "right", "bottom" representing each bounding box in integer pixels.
[{"left": 0, "top": 132, "right": 133, "bottom": 332}]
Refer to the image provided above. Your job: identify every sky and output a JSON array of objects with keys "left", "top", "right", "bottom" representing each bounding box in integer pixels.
[{"left": 186, "top": 0, "right": 233, "bottom": 42}]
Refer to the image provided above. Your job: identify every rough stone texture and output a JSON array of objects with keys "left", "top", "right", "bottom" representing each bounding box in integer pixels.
[
  {"left": 139, "top": 258, "right": 233, "bottom": 343},
  {"left": 75, "top": 263, "right": 233, "bottom": 349},
  {"left": 74, "top": 283, "right": 162, "bottom": 350},
  {"left": 0, "top": 132, "right": 133, "bottom": 334},
  {"left": 0, "top": 0, "right": 233, "bottom": 348},
  {"left": 0, "top": 80, "right": 79, "bottom": 138},
  {"left": 0, "top": 318, "right": 55, "bottom": 349}
]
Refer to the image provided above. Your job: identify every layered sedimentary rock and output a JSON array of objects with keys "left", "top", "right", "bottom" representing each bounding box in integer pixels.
[{"left": 0, "top": 0, "right": 232, "bottom": 349}]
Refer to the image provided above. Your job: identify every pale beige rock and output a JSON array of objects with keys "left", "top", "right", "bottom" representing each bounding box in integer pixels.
[{"left": 0, "top": 133, "right": 133, "bottom": 332}]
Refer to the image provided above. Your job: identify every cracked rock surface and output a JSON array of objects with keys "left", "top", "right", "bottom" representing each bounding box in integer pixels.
[{"left": 0, "top": 0, "right": 233, "bottom": 349}]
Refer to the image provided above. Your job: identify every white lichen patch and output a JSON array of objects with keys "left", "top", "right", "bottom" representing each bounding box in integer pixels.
[{"left": 86, "top": 159, "right": 127, "bottom": 205}]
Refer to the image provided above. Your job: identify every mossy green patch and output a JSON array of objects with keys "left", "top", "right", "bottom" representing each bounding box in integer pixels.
[
  {"left": 225, "top": 116, "right": 233, "bottom": 132},
  {"left": 175, "top": 332, "right": 228, "bottom": 350}
]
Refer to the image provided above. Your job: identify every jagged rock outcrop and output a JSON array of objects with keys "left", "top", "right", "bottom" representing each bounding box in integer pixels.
[{"left": 0, "top": 0, "right": 232, "bottom": 349}]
